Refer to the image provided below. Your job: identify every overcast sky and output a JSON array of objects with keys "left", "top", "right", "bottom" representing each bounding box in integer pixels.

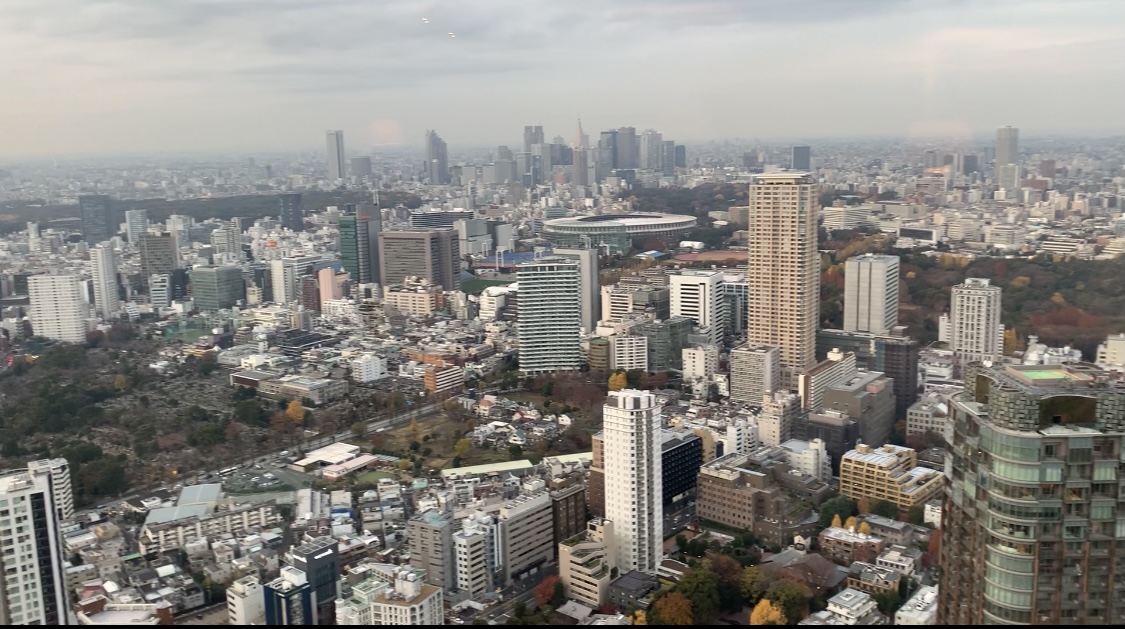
[{"left": 1, "top": 0, "right": 1122, "bottom": 157}]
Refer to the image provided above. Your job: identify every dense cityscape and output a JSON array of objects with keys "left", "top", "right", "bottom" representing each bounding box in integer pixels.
[{"left": 3, "top": 1, "right": 1125, "bottom": 626}]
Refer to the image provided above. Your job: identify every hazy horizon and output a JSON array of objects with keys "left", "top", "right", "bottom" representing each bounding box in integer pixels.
[{"left": 2, "top": 0, "right": 1123, "bottom": 158}]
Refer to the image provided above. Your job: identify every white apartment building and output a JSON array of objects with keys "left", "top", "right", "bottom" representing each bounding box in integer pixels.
[
  {"left": 28, "top": 459, "right": 73, "bottom": 521},
  {"left": 1096, "top": 333, "right": 1125, "bottom": 373},
  {"left": 906, "top": 392, "right": 954, "bottom": 444},
  {"left": 949, "top": 278, "right": 1003, "bottom": 367},
  {"left": 611, "top": 335, "right": 648, "bottom": 372},
  {"left": 746, "top": 173, "right": 820, "bottom": 388},
  {"left": 844, "top": 254, "right": 899, "bottom": 335},
  {"left": 759, "top": 391, "right": 801, "bottom": 447},
  {"left": 798, "top": 349, "right": 858, "bottom": 411},
  {"left": 90, "top": 244, "right": 121, "bottom": 319},
  {"left": 227, "top": 575, "right": 266, "bottom": 626},
  {"left": 138, "top": 503, "right": 280, "bottom": 554},
  {"left": 350, "top": 354, "right": 388, "bottom": 383},
  {"left": 895, "top": 585, "right": 938, "bottom": 625},
  {"left": 453, "top": 513, "right": 499, "bottom": 596},
  {"left": 781, "top": 438, "right": 832, "bottom": 482},
  {"left": 729, "top": 343, "right": 780, "bottom": 403},
  {"left": 516, "top": 257, "right": 583, "bottom": 375},
  {"left": 0, "top": 463, "right": 72, "bottom": 626},
  {"left": 29, "top": 274, "right": 90, "bottom": 343},
  {"left": 336, "top": 570, "right": 443, "bottom": 626},
  {"left": 668, "top": 269, "right": 724, "bottom": 345},
  {"left": 478, "top": 285, "right": 510, "bottom": 321},
  {"left": 603, "top": 390, "right": 663, "bottom": 574},
  {"left": 822, "top": 204, "right": 874, "bottom": 231},
  {"left": 558, "top": 519, "right": 616, "bottom": 608},
  {"left": 682, "top": 344, "right": 718, "bottom": 381},
  {"left": 800, "top": 588, "right": 881, "bottom": 625},
  {"left": 150, "top": 273, "right": 173, "bottom": 309}
]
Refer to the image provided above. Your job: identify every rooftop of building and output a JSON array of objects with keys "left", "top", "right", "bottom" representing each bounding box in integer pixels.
[
  {"left": 842, "top": 444, "right": 914, "bottom": 467},
  {"left": 609, "top": 570, "right": 659, "bottom": 596}
]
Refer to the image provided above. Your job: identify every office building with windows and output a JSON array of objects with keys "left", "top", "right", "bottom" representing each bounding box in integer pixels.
[{"left": 844, "top": 254, "right": 899, "bottom": 336}]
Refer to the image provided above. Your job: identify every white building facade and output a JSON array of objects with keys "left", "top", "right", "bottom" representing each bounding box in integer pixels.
[
  {"left": 29, "top": 275, "right": 90, "bottom": 343},
  {"left": 602, "top": 390, "right": 663, "bottom": 574}
]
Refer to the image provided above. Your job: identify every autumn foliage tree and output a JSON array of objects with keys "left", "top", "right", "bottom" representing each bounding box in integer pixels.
[
  {"left": 534, "top": 575, "right": 559, "bottom": 607},
  {"left": 286, "top": 399, "right": 306, "bottom": 425},
  {"left": 608, "top": 371, "right": 627, "bottom": 392},
  {"left": 652, "top": 592, "right": 693, "bottom": 625},
  {"left": 750, "top": 599, "right": 787, "bottom": 626}
]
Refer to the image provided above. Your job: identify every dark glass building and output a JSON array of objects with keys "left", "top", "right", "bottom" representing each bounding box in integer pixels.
[{"left": 79, "top": 194, "right": 113, "bottom": 244}]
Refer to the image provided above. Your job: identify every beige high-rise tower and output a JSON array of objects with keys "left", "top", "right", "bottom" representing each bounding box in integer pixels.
[{"left": 746, "top": 172, "right": 820, "bottom": 389}]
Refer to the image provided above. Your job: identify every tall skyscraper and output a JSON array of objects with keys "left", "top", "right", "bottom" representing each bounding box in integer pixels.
[
  {"left": 279, "top": 193, "right": 304, "bottom": 232},
  {"left": 597, "top": 131, "right": 618, "bottom": 174},
  {"left": 949, "top": 278, "right": 1003, "bottom": 367},
  {"left": 0, "top": 460, "right": 73, "bottom": 625},
  {"left": 603, "top": 389, "right": 663, "bottom": 575},
  {"left": 668, "top": 269, "right": 724, "bottom": 345},
  {"left": 574, "top": 118, "right": 590, "bottom": 150},
  {"left": 424, "top": 130, "right": 449, "bottom": 184},
  {"left": 553, "top": 248, "right": 600, "bottom": 334},
  {"left": 124, "top": 208, "right": 148, "bottom": 243},
  {"left": 90, "top": 244, "right": 120, "bottom": 319},
  {"left": 615, "top": 127, "right": 638, "bottom": 169},
  {"left": 662, "top": 141, "right": 677, "bottom": 177},
  {"left": 378, "top": 229, "right": 459, "bottom": 291},
  {"left": 210, "top": 220, "right": 242, "bottom": 260},
  {"left": 78, "top": 194, "right": 112, "bottom": 244},
  {"left": 516, "top": 256, "right": 582, "bottom": 375},
  {"left": 939, "top": 362, "right": 1125, "bottom": 625},
  {"left": 639, "top": 130, "right": 663, "bottom": 171},
  {"left": 326, "top": 130, "right": 345, "bottom": 180},
  {"left": 523, "top": 125, "right": 544, "bottom": 154},
  {"left": 995, "top": 126, "right": 1019, "bottom": 166},
  {"left": 338, "top": 205, "right": 381, "bottom": 285},
  {"left": 746, "top": 173, "right": 820, "bottom": 388},
  {"left": 29, "top": 275, "right": 89, "bottom": 343},
  {"left": 843, "top": 254, "right": 899, "bottom": 335},
  {"left": 791, "top": 145, "right": 812, "bottom": 171},
  {"left": 137, "top": 232, "right": 179, "bottom": 278}
]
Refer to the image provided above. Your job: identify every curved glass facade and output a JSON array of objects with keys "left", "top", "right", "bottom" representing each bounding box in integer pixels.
[{"left": 939, "top": 363, "right": 1125, "bottom": 626}]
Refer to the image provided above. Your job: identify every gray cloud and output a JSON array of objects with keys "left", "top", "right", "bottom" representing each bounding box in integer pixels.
[{"left": 0, "top": 0, "right": 1122, "bottom": 156}]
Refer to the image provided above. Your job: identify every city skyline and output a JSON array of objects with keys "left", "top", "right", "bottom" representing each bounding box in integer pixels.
[{"left": 1, "top": 0, "right": 1123, "bottom": 157}]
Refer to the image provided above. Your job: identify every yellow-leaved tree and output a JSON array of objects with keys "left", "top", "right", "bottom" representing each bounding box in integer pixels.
[
  {"left": 286, "top": 399, "right": 306, "bottom": 425},
  {"left": 845, "top": 516, "right": 857, "bottom": 531},
  {"left": 831, "top": 514, "right": 842, "bottom": 528},
  {"left": 608, "top": 371, "right": 627, "bottom": 392},
  {"left": 750, "top": 599, "right": 787, "bottom": 626},
  {"left": 859, "top": 522, "right": 872, "bottom": 536}
]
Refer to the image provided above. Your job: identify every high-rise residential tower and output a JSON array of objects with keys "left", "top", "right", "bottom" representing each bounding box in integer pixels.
[
  {"left": 995, "top": 126, "right": 1019, "bottom": 166},
  {"left": 843, "top": 254, "right": 899, "bottom": 335},
  {"left": 326, "top": 130, "right": 346, "bottom": 180},
  {"left": 0, "top": 461, "right": 73, "bottom": 625},
  {"left": 745, "top": 172, "right": 820, "bottom": 389},
  {"left": 338, "top": 205, "right": 381, "bottom": 284},
  {"left": 939, "top": 362, "right": 1125, "bottom": 625},
  {"left": 90, "top": 244, "right": 120, "bottom": 319},
  {"left": 949, "top": 278, "right": 1003, "bottom": 368},
  {"left": 424, "top": 130, "right": 449, "bottom": 184},
  {"left": 639, "top": 130, "right": 664, "bottom": 171},
  {"left": 124, "top": 208, "right": 148, "bottom": 243},
  {"left": 29, "top": 275, "right": 89, "bottom": 343},
  {"left": 791, "top": 145, "right": 812, "bottom": 171},
  {"left": 377, "top": 229, "right": 459, "bottom": 291},
  {"left": 603, "top": 389, "right": 663, "bottom": 575},
  {"left": 78, "top": 194, "right": 112, "bottom": 244},
  {"left": 516, "top": 256, "right": 582, "bottom": 375},
  {"left": 279, "top": 193, "right": 304, "bottom": 232}
]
